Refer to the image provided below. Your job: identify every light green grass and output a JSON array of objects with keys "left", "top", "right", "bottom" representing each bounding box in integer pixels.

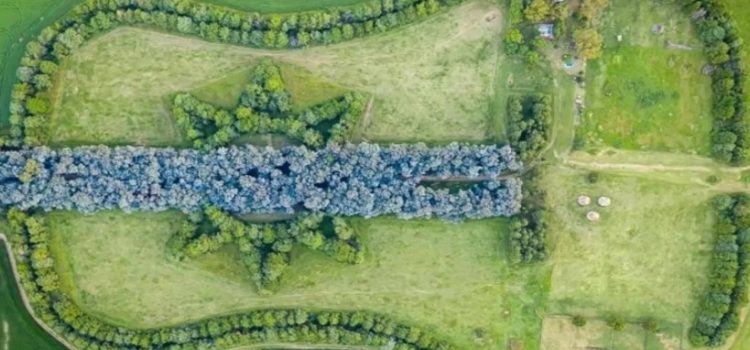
[
  {"left": 202, "top": 0, "right": 371, "bottom": 13},
  {"left": 0, "top": 0, "right": 81, "bottom": 127},
  {"left": 541, "top": 316, "right": 679, "bottom": 350},
  {"left": 191, "top": 63, "right": 349, "bottom": 112},
  {"left": 47, "top": 211, "right": 550, "bottom": 350},
  {"left": 544, "top": 166, "right": 715, "bottom": 333},
  {"left": 580, "top": 0, "right": 712, "bottom": 155},
  {"left": 49, "top": 1, "right": 504, "bottom": 146},
  {"left": 581, "top": 46, "right": 712, "bottom": 155}
]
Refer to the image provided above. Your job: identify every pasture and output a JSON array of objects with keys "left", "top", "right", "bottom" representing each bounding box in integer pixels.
[
  {"left": 543, "top": 166, "right": 715, "bottom": 333},
  {"left": 49, "top": 0, "right": 504, "bottom": 146},
  {"left": 0, "top": 0, "right": 80, "bottom": 127},
  {"left": 0, "top": 242, "right": 67, "bottom": 350},
  {"left": 579, "top": 0, "right": 712, "bottom": 155},
  {"left": 47, "top": 211, "right": 550, "bottom": 350}
]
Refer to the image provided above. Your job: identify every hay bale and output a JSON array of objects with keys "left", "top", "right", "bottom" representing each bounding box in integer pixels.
[
  {"left": 586, "top": 211, "right": 601, "bottom": 222},
  {"left": 577, "top": 195, "right": 591, "bottom": 206},
  {"left": 598, "top": 197, "right": 611, "bottom": 207}
]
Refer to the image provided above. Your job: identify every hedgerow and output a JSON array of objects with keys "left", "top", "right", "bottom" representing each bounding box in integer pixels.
[
  {"left": 507, "top": 94, "right": 552, "bottom": 162},
  {"left": 0, "top": 143, "right": 522, "bottom": 220},
  {"left": 685, "top": 0, "right": 747, "bottom": 164},
  {"left": 689, "top": 194, "right": 750, "bottom": 346},
  {"left": 5, "top": 209, "right": 455, "bottom": 350},
  {"left": 508, "top": 167, "right": 547, "bottom": 264},
  {"left": 6, "top": 0, "right": 464, "bottom": 147},
  {"left": 173, "top": 61, "right": 365, "bottom": 149},
  {"left": 168, "top": 207, "right": 365, "bottom": 291}
]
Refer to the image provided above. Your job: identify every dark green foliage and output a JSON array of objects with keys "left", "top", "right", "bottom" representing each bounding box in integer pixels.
[
  {"left": 684, "top": 0, "right": 747, "bottom": 164},
  {"left": 173, "top": 61, "right": 366, "bottom": 150},
  {"left": 167, "top": 207, "right": 365, "bottom": 291},
  {"left": 7, "top": 0, "right": 459, "bottom": 147},
  {"left": 607, "top": 316, "right": 625, "bottom": 331},
  {"left": 7, "top": 209, "right": 453, "bottom": 350},
  {"left": 689, "top": 194, "right": 750, "bottom": 346},
  {"left": 509, "top": 168, "right": 547, "bottom": 264},
  {"left": 507, "top": 94, "right": 552, "bottom": 162},
  {"left": 572, "top": 315, "right": 587, "bottom": 327}
]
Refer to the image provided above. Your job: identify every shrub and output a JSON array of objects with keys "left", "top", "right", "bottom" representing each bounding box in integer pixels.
[
  {"left": 586, "top": 171, "right": 600, "bottom": 184},
  {"left": 572, "top": 315, "right": 587, "bottom": 327},
  {"left": 607, "top": 316, "right": 625, "bottom": 331}
]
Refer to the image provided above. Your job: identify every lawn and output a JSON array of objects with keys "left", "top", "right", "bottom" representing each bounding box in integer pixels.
[
  {"left": 47, "top": 211, "right": 551, "bottom": 350},
  {"left": 543, "top": 165, "right": 715, "bottom": 336},
  {"left": 0, "top": 241, "right": 67, "bottom": 350},
  {"left": 203, "top": 0, "right": 371, "bottom": 13},
  {"left": 49, "top": 0, "right": 504, "bottom": 146},
  {"left": 0, "top": 0, "right": 81, "bottom": 127},
  {"left": 580, "top": 0, "right": 713, "bottom": 155}
]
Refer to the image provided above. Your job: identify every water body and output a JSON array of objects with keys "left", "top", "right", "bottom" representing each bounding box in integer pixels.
[{"left": 0, "top": 242, "right": 66, "bottom": 350}]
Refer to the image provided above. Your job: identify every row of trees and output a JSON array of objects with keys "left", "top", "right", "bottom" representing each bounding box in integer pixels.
[
  {"left": 508, "top": 168, "right": 547, "bottom": 264},
  {"left": 507, "top": 94, "right": 552, "bottom": 162},
  {"left": 6, "top": 0, "right": 462, "bottom": 147},
  {"left": 173, "top": 61, "right": 365, "bottom": 150},
  {"left": 0, "top": 144, "right": 523, "bottom": 220},
  {"left": 5, "top": 209, "right": 454, "bottom": 350},
  {"left": 685, "top": 0, "right": 747, "bottom": 164},
  {"left": 689, "top": 194, "right": 750, "bottom": 346},
  {"left": 167, "top": 207, "right": 364, "bottom": 291}
]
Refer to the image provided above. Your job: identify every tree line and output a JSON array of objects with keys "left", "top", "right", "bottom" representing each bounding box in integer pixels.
[
  {"left": 685, "top": 0, "right": 748, "bottom": 164},
  {"left": 168, "top": 206, "right": 365, "bottom": 291},
  {"left": 5, "top": 209, "right": 454, "bottom": 350},
  {"left": 6, "top": 0, "right": 464, "bottom": 147},
  {"left": 689, "top": 194, "right": 750, "bottom": 346},
  {"left": 508, "top": 167, "right": 547, "bottom": 264},
  {"left": 173, "top": 61, "right": 365, "bottom": 150},
  {"left": 507, "top": 94, "right": 552, "bottom": 162},
  {"left": 0, "top": 144, "right": 522, "bottom": 220}
]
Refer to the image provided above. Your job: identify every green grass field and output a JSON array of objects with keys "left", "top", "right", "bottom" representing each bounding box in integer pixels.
[
  {"left": 203, "top": 0, "right": 371, "bottom": 13},
  {"left": 191, "top": 63, "right": 349, "bottom": 113},
  {"left": 47, "top": 211, "right": 550, "bottom": 350},
  {"left": 50, "top": 0, "right": 504, "bottom": 146},
  {"left": 581, "top": 46, "right": 712, "bottom": 155},
  {"left": 0, "top": 242, "right": 67, "bottom": 350},
  {"left": 543, "top": 166, "right": 714, "bottom": 332},
  {"left": 0, "top": 0, "right": 81, "bottom": 127},
  {"left": 580, "top": 0, "right": 712, "bottom": 155}
]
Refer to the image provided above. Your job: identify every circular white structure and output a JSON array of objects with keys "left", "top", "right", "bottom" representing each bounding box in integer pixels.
[
  {"left": 577, "top": 195, "right": 591, "bottom": 206},
  {"left": 586, "top": 211, "right": 601, "bottom": 222},
  {"left": 598, "top": 196, "right": 612, "bottom": 207}
]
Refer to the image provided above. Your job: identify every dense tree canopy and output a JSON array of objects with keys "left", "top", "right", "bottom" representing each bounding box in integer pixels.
[
  {"left": 689, "top": 194, "right": 750, "bottom": 346},
  {"left": 0, "top": 143, "right": 522, "bottom": 220}
]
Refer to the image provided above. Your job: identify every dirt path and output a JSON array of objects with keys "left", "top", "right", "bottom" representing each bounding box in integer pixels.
[
  {"left": 562, "top": 158, "right": 750, "bottom": 174},
  {"left": 0, "top": 235, "right": 77, "bottom": 350}
]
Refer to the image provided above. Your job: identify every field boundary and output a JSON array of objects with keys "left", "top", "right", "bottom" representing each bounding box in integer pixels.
[{"left": 0, "top": 234, "right": 75, "bottom": 350}]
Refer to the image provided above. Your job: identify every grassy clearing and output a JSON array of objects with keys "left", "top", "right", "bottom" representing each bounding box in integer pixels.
[
  {"left": 49, "top": 1, "right": 504, "bottom": 146},
  {"left": 0, "top": 241, "right": 67, "bottom": 350},
  {"left": 202, "top": 0, "right": 371, "bottom": 13},
  {"left": 191, "top": 63, "right": 349, "bottom": 113},
  {"left": 0, "top": 0, "right": 81, "bottom": 127},
  {"left": 47, "top": 211, "right": 550, "bottom": 350},
  {"left": 581, "top": 46, "right": 712, "bottom": 155},
  {"left": 543, "top": 165, "right": 715, "bottom": 334},
  {"left": 541, "top": 316, "right": 682, "bottom": 350},
  {"left": 580, "top": 0, "right": 712, "bottom": 155}
]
